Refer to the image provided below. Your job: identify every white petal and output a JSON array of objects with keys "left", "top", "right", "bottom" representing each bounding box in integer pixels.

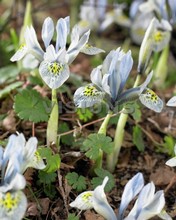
[
  {"left": 10, "top": 44, "right": 28, "bottom": 62},
  {"left": 56, "top": 17, "right": 69, "bottom": 51},
  {"left": 42, "top": 17, "right": 54, "bottom": 48},
  {"left": 139, "top": 88, "right": 163, "bottom": 113},
  {"left": 166, "top": 96, "right": 176, "bottom": 107},
  {"left": 118, "top": 172, "right": 144, "bottom": 219},
  {"left": 39, "top": 60, "right": 70, "bottom": 89},
  {"left": 165, "top": 157, "right": 176, "bottom": 167},
  {"left": 0, "top": 191, "right": 27, "bottom": 220},
  {"left": 70, "top": 191, "right": 94, "bottom": 210},
  {"left": 74, "top": 84, "right": 104, "bottom": 108},
  {"left": 81, "top": 44, "right": 105, "bottom": 55}
]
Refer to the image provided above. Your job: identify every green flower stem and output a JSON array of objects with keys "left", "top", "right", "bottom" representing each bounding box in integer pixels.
[
  {"left": 154, "top": 45, "right": 169, "bottom": 87},
  {"left": 90, "top": 112, "right": 112, "bottom": 174},
  {"left": 47, "top": 89, "right": 59, "bottom": 147},
  {"left": 106, "top": 74, "right": 141, "bottom": 172}
]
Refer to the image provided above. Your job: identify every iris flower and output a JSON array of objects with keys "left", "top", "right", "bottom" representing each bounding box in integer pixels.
[
  {"left": 70, "top": 173, "right": 170, "bottom": 220},
  {"left": 138, "top": 17, "right": 172, "bottom": 73},
  {"left": 0, "top": 149, "right": 27, "bottom": 220},
  {"left": 74, "top": 48, "right": 163, "bottom": 113},
  {"left": 11, "top": 16, "right": 103, "bottom": 89},
  {"left": 2, "top": 133, "right": 46, "bottom": 174}
]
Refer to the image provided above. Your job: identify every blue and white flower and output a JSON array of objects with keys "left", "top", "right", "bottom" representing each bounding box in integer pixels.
[
  {"left": 74, "top": 48, "right": 163, "bottom": 113},
  {"left": 11, "top": 16, "right": 103, "bottom": 89},
  {"left": 138, "top": 17, "right": 172, "bottom": 74},
  {"left": 70, "top": 173, "right": 170, "bottom": 220}
]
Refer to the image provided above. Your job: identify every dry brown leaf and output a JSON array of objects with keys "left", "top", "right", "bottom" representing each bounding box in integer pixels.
[
  {"left": 2, "top": 110, "right": 16, "bottom": 131},
  {"left": 150, "top": 166, "right": 175, "bottom": 186}
]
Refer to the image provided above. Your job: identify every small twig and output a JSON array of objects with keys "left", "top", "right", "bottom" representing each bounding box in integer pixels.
[
  {"left": 58, "top": 113, "right": 118, "bottom": 137},
  {"left": 32, "top": 122, "right": 35, "bottom": 137}
]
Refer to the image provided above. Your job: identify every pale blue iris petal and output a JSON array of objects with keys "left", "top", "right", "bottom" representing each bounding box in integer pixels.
[
  {"left": 93, "top": 177, "right": 117, "bottom": 220},
  {"left": 129, "top": 0, "right": 143, "bottom": 20},
  {"left": 168, "top": 0, "right": 176, "bottom": 24},
  {"left": 56, "top": 17, "right": 69, "bottom": 52},
  {"left": 97, "top": 0, "right": 107, "bottom": 22},
  {"left": 101, "top": 73, "right": 111, "bottom": 96},
  {"left": 102, "top": 50, "right": 116, "bottom": 75},
  {"left": 24, "top": 26, "right": 44, "bottom": 61},
  {"left": 128, "top": 182, "right": 155, "bottom": 218},
  {"left": 44, "top": 45, "right": 58, "bottom": 62},
  {"left": 139, "top": 71, "right": 153, "bottom": 94},
  {"left": 167, "top": 96, "right": 176, "bottom": 107},
  {"left": 118, "top": 172, "right": 144, "bottom": 220},
  {"left": 108, "top": 54, "right": 122, "bottom": 101},
  {"left": 0, "top": 191, "right": 27, "bottom": 220},
  {"left": 90, "top": 66, "right": 103, "bottom": 88},
  {"left": 10, "top": 45, "right": 28, "bottom": 62},
  {"left": 39, "top": 61, "right": 70, "bottom": 89},
  {"left": 118, "top": 50, "right": 133, "bottom": 93},
  {"left": 42, "top": 17, "right": 54, "bottom": 48},
  {"left": 73, "top": 84, "right": 104, "bottom": 108},
  {"left": 81, "top": 45, "right": 105, "bottom": 55},
  {"left": 139, "top": 88, "right": 163, "bottom": 113},
  {"left": 22, "top": 54, "right": 39, "bottom": 69},
  {"left": 136, "top": 191, "right": 165, "bottom": 220},
  {"left": 67, "top": 30, "right": 90, "bottom": 64},
  {"left": 20, "top": 137, "right": 38, "bottom": 173}
]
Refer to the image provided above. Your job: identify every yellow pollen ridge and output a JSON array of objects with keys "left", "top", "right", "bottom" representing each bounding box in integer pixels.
[
  {"left": 34, "top": 151, "right": 41, "bottom": 162},
  {"left": 19, "top": 43, "right": 26, "bottom": 50},
  {"left": 82, "top": 192, "right": 93, "bottom": 202},
  {"left": 146, "top": 89, "right": 158, "bottom": 101},
  {"left": 48, "top": 62, "right": 63, "bottom": 75},
  {"left": 83, "top": 86, "right": 97, "bottom": 96},
  {"left": 0, "top": 192, "right": 20, "bottom": 212},
  {"left": 85, "top": 43, "right": 92, "bottom": 48},
  {"left": 154, "top": 31, "right": 163, "bottom": 42}
]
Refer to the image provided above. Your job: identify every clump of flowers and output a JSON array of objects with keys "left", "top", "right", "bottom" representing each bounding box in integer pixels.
[
  {"left": 70, "top": 172, "right": 171, "bottom": 220},
  {"left": 0, "top": 133, "right": 45, "bottom": 220}
]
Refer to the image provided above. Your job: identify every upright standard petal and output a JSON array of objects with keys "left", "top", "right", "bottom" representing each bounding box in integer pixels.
[
  {"left": 93, "top": 177, "right": 117, "bottom": 220},
  {"left": 24, "top": 26, "right": 44, "bottom": 61},
  {"left": 67, "top": 28, "right": 90, "bottom": 64},
  {"left": 55, "top": 17, "right": 70, "bottom": 52},
  {"left": 137, "top": 190, "right": 165, "bottom": 220},
  {"left": 73, "top": 84, "right": 104, "bottom": 108},
  {"left": 118, "top": 173, "right": 144, "bottom": 220},
  {"left": 42, "top": 17, "right": 54, "bottom": 48},
  {"left": 0, "top": 191, "right": 27, "bottom": 220},
  {"left": 90, "top": 66, "right": 103, "bottom": 89},
  {"left": 137, "top": 17, "right": 156, "bottom": 74}
]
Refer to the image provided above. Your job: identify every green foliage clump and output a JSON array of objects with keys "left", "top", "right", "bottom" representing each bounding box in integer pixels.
[{"left": 66, "top": 172, "right": 87, "bottom": 192}]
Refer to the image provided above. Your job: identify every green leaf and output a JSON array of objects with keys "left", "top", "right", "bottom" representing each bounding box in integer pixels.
[
  {"left": 14, "top": 88, "right": 51, "bottom": 123},
  {"left": 0, "top": 65, "right": 20, "bottom": 84},
  {"left": 0, "top": 81, "right": 22, "bottom": 99},
  {"left": 91, "top": 168, "right": 115, "bottom": 192},
  {"left": 82, "top": 134, "right": 114, "bottom": 160},
  {"left": 133, "top": 125, "right": 145, "bottom": 152},
  {"left": 68, "top": 213, "right": 79, "bottom": 220},
  {"left": 43, "top": 184, "right": 57, "bottom": 199},
  {"left": 38, "top": 147, "right": 61, "bottom": 173},
  {"left": 58, "top": 122, "right": 74, "bottom": 146},
  {"left": 131, "top": 102, "right": 142, "bottom": 122},
  {"left": 156, "top": 135, "right": 175, "bottom": 156},
  {"left": 76, "top": 108, "right": 93, "bottom": 122},
  {"left": 38, "top": 171, "right": 57, "bottom": 184},
  {"left": 66, "top": 172, "right": 87, "bottom": 192}
]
